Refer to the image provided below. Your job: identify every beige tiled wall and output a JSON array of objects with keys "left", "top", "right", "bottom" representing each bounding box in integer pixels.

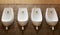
[{"left": 0, "top": 0, "right": 60, "bottom": 4}]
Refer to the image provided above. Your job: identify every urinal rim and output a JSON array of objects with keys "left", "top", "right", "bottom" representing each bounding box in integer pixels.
[
  {"left": 1, "top": 17, "right": 14, "bottom": 23},
  {"left": 31, "top": 20, "right": 42, "bottom": 22},
  {"left": 18, "top": 19, "right": 28, "bottom": 22}
]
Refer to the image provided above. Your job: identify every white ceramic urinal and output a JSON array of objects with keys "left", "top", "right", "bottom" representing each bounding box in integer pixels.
[
  {"left": 31, "top": 8, "right": 42, "bottom": 30},
  {"left": 1, "top": 8, "right": 14, "bottom": 30},
  {"left": 17, "top": 8, "right": 28, "bottom": 30},
  {"left": 45, "top": 8, "right": 58, "bottom": 30}
]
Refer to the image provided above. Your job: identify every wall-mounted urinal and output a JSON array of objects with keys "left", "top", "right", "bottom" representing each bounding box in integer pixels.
[
  {"left": 45, "top": 8, "right": 58, "bottom": 30},
  {"left": 31, "top": 8, "right": 42, "bottom": 30},
  {"left": 17, "top": 8, "right": 28, "bottom": 30},
  {"left": 1, "top": 8, "right": 14, "bottom": 30}
]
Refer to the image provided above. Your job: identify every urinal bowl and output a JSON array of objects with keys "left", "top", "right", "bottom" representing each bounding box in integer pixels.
[
  {"left": 45, "top": 8, "right": 58, "bottom": 30},
  {"left": 17, "top": 8, "right": 28, "bottom": 30},
  {"left": 1, "top": 8, "right": 14, "bottom": 30},
  {"left": 31, "top": 8, "right": 42, "bottom": 30}
]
